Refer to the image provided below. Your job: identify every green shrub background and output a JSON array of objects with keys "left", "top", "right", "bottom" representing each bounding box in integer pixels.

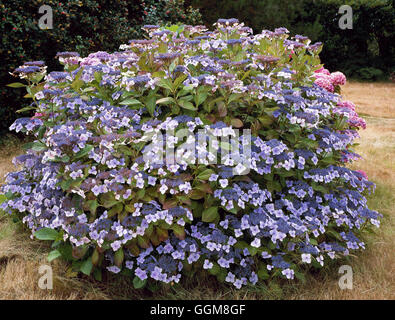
[
  {"left": 1, "top": 0, "right": 394, "bottom": 135},
  {"left": 192, "top": 0, "right": 395, "bottom": 80},
  {"left": 0, "top": 0, "right": 201, "bottom": 136}
]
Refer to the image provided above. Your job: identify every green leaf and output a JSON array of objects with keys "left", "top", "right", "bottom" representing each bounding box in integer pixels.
[
  {"left": 100, "top": 193, "right": 118, "bottom": 208},
  {"left": 241, "top": 70, "right": 252, "bottom": 81},
  {"left": 145, "top": 94, "right": 157, "bottom": 116},
  {"left": 231, "top": 118, "right": 243, "bottom": 128},
  {"left": 188, "top": 189, "right": 205, "bottom": 200},
  {"left": 166, "top": 24, "right": 181, "bottom": 32},
  {"left": 7, "top": 82, "right": 26, "bottom": 88},
  {"left": 177, "top": 86, "right": 193, "bottom": 98},
  {"left": 58, "top": 243, "right": 75, "bottom": 261},
  {"left": 16, "top": 105, "right": 37, "bottom": 113},
  {"left": 137, "top": 235, "right": 150, "bottom": 248},
  {"left": 157, "top": 79, "right": 173, "bottom": 91},
  {"left": 114, "top": 249, "right": 124, "bottom": 267},
  {"left": 156, "top": 97, "right": 175, "bottom": 105},
  {"left": 267, "top": 181, "right": 282, "bottom": 193},
  {"left": 51, "top": 240, "right": 61, "bottom": 248},
  {"left": 228, "top": 93, "right": 243, "bottom": 104},
  {"left": 197, "top": 169, "right": 214, "bottom": 180},
  {"left": 0, "top": 194, "right": 7, "bottom": 205},
  {"left": 80, "top": 259, "right": 93, "bottom": 275},
  {"left": 217, "top": 101, "right": 227, "bottom": 117},
  {"left": 107, "top": 203, "right": 123, "bottom": 217},
  {"left": 24, "top": 141, "right": 46, "bottom": 152},
  {"left": 158, "top": 42, "right": 168, "bottom": 53},
  {"left": 196, "top": 91, "right": 208, "bottom": 106},
  {"left": 87, "top": 199, "right": 99, "bottom": 215},
  {"left": 258, "top": 115, "right": 273, "bottom": 127},
  {"left": 202, "top": 207, "right": 219, "bottom": 223},
  {"left": 311, "top": 182, "right": 328, "bottom": 194},
  {"left": 93, "top": 268, "right": 102, "bottom": 281},
  {"left": 322, "top": 155, "right": 336, "bottom": 165},
  {"left": 59, "top": 179, "right": 73, "bottom": 192},
  {"left": 172, "top": 224, "right": 186, "bottom": 240},
  {"left": 94, "top": 71, "right": 102, "bottom": 83},
  {"left": 257, "top": 266, "right": 270, "bottom": 280},
  {"left": 119, "top": 98, "right": 142, "bottom": 106},
  {"left": 173, "top": 74, "right": 188, "bottom": 90},
  {"left": 5, "top": 191, "right": 14, "bottom": 200},
  {"left": 327, "top": 229, "right": 342, "bottom": 241},
  {"left": 71, "top": 79, "right": 84, "bottom": 91},
  {"left": 74, "top": 145, "right": 93, "bottom": 159},
  {"left": 179, "top": 95, "right": 193, "bottom": 102},
  {"left": 208, "top": 263, "right": 221, "bottom": 275},
  {"left": 37, "top": 126, "right": 46, "bottom": 140},
  {"left": 34, "top": 228, "right": 59, "bottom": 241},
  {"left": 178, "top": 100, "right": 197, "bottom": 111},
  {"left": 268, "top": 241, "right": 276, "bottom": 250},
  {"left": 117, "top": 145, "right": 133, "bottom": 156},
  {"left": 152, "top": 71, "right": 166, "bottom": 78},
  {"left": 133, "top": 276, "right": 147, "bottom": 289},
  {"left": 53, "top": 155, "right": 70, "bottom": 163},
  {"left": 47, "top": 249, "right": 62, "bottom": 262}
]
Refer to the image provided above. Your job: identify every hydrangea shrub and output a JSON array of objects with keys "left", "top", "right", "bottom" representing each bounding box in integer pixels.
[{"left": 1, "top": 19, "right": 381, "bottom": 289}]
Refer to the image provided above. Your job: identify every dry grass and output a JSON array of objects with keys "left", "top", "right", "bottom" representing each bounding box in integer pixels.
[
  {"left": 342, "top": 81, "right": 395, "bottom": 118},
  {"left": 0, "top": 238, "right": 108, "bottom": 300},
  {"left": 0, "top": 136, "right": 24, "bottom": 184},
  {"left": 0, "top": 82, "right": 394, "bottom": 300}
]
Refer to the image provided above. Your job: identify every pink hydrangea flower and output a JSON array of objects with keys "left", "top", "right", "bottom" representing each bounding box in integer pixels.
[
  {"left": 314, "top": 73, "right": 328, "bottom": 79},
  {"left": 314, "top": 76, "right": 334, "bottom": 92},
  {"left": 314, "top": 67, "right": 330, "bottom": 75},
  {"left": 330, "top": 71, "right": 346, "bottom": 86},
  {"left": 337, "top": 100, "right": 356, "bottom": 111},
  {"left": 349, "top": 115, "right": 367, "bottom": 129},
  {"left": 356, "top": 170, "right": 368, "bottom": 179},
  {"left": 335, "top": 100, "right": 366, "bottom": 129},
  {"left": 31, "top": 112, "right": 46, "bottom": 119}
]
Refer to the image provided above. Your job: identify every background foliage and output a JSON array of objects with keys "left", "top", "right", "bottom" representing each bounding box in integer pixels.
[
  {"left": 191, "top": 0, "right": 395, "bottom": 79},
  {"left": 0, "top": 0, "right": 201, "bottom": 135},
  {"left": 1, "top": 0, "right": 394, "bottom": 134}
]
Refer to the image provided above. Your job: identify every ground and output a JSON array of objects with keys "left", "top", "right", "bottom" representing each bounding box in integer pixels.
[{"left": 0, "top": 81, "right": 394, "bottom": 300}]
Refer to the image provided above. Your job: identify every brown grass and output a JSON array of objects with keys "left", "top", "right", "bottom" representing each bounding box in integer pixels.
[
  {"left": 0, "top": 82, "right": 394, "bottom": 299},
  {"left": 342, "top": 81, "right": 395, "bottom": 118},
  {"left": 0, "top": 212, "right": 118, "bottom": 299},
  {"left": 0, "top": 136, "right": 23, "bottom": 184}
]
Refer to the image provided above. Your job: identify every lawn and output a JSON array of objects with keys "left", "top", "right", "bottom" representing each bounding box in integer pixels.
[{"left": 0, "top": 82, "right": 394, "bottom": 300}]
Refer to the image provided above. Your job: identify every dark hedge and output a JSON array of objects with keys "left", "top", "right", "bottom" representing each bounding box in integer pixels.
[{"left": 0, "top": 0, "right": 201, "bottom": 135}]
